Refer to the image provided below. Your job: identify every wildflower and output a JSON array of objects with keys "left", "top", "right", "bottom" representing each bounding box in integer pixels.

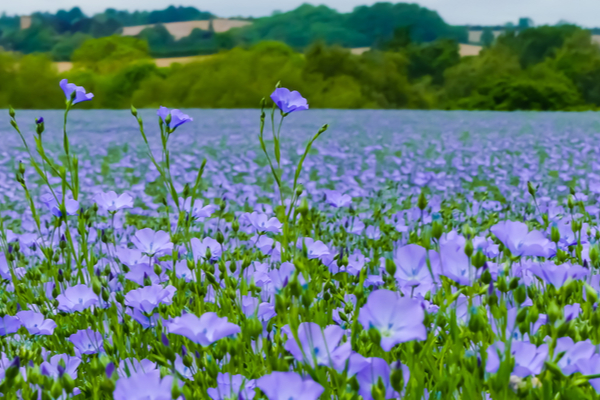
[
  {"left": 166, "top": 312, "right": 240, "bottom": 345},
  {"left": 575, "top": 354, "right": 600, "bottom": 393},
  {"left": 157, "top": 106, "right": 193, "bottom": 129},
  {"left": 114, "top": 370, "right": 173, "bottom": 400},
  {"left": 181, "top": 198, "right": 217, "bottom": 219},
  {"left": 0, "top": 316, "right": 20, "bottom": 336},
  {"left": 270, "top": 88, "right": 309, "bottom": 114},
  {"left": 59, "top": 79, "right": 94, "bottom": 104},
  {"left": 358, "top": 289, "right": 426, "bottom": 351},
  {"left": 256, "top": 371, "right": 323, "bottom": 400},
  {"left": 207, "top": 372, "right": 256, "bottom": 400},
  {"left": 69, "top": 329, "right": 104, "bottom": 355},
  {"left": 245, "top": 212, "right": 283, "bottom": 234},
  {"left": 124, "top": 284, "right": 176, "bottom": 313},
  {"left": 132, "top": 228, "right": 173, "bottom": 257},
  {"left": 284, "top": 322, "right": 351, "bottom": 370},
  {"left": 190, "top": 237, "right": 222, "bottom": 261},
  {"left": 555, "top": 337, "right": 595, "bottom": 375},
  {"left": 94, "top": 191, "right": 134, "bottom": 212},
  {"left": 491, "top": 221, "right": 554, "bottom": 258},
  {"left": 324, "top": 190, "right": 352, "bottom": 208},
  {"left": 529, "top": 261, "right": 588, "bottom": 288},
  {"left": 486, "top": 341, "right": 548, "bottom": 377},
  {"left": 56, "top": 284, "right": 98, "bottom": 313},
  {"left": 40, "top": 193, "right": 79, "bottom": 217},
  {"left": 356, "top": 358, "right": 409, "bottom": 400},
  {"left": 16, "top": 310, "right": 56, "bottom": 335},
  {"left": 40, "top": 354, "right": 81, "bottom": 379},
  {"left": 117, "top": 358, "right": 157, "bottom": 377},
  {"left": 393, "top": 244, "right": 437, "bottom": 290}
]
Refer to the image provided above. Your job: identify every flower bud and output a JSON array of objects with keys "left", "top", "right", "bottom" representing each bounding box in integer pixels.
[
  {"left": 417, "top": 190, "right": 428, "bottom": 211},
  {"left": 481, "top": 268, "right": 492, "bottom": 284},
  {"left": 385, "top": 259, "right": 396, "bottom": 277},
  {"left": 231, "top": 219, "right": 240, "bottom": 233},
  {"left": 551, "top": 225, "right": 560, "bottom": 244},
  {"left": 431, "top": 220, "right": 443, "bottom": 240},
  {"left": 514, "top": 285, "right": 526, "bottom": 305},
  {"left": 298, "top": 198, "right": 309, "bottom": 217},
  {"left": 548, "top": 301, "right": 562, "bottom": 324},
  {"left": 130, "top": 105, "right": 138, "bottom": 117},
  {"left": 464, "top": 240, "right": 474, "bottom": 258},
  {"left": 527, "top": 181, "right": 536, "bottom": 197}
]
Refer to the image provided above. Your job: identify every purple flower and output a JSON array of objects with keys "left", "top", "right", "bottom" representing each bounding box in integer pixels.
[
  {"left": 127, "top": 308, "right": 160, "bottom": 329},
  {"left": 157, "top": 106, "right": 193, "bottom": 129},
  {"left": 284, "top": 322, "right": 351, "bottom": 370},
  {"left": 36, "top": 117, "right": 44, "bottom": 124},
  {"left": 356, "top": 358, "right": 409, "bottom": 400},
  {"left": 298, "top": 238, "right": 331, "bottom": 261},
  {"left": 393, "top": 244, "right": 437, "bottom": 290},
  {"left": 166, "top": 312, "right": 241, "bottom": 345},
  {"left": 486, "top": 341, "right": 548, "bottom": 377},
  {"left": 41, "top": 354, "right": 81, "bottom": 379},
  {"left": 529, "top": 261, "right": 588, "bottom": 288},
  {"left": 325, "top": 190, "right": 352, "bottom": 208},
  {"left": 125, "top": 284, "right": 176, "bottom": 313},
  {"left": 190, "top": 237, "right": 222, "bottom": 261},
  {"left": 439, "top": 238, "right": 471, "bottom": 286},
  {"left": 60, "top": 79, "right": 94, "bottom": 104},
  {"left": 256, "top": 371, "right": 323, "bottom": 400},
  {"left": 241, "top": 295, "right": 276, "bottom": 321},
  {"left": 132, "top": 228, "right": 173, "bottom": 257},
  {"left": 40, "top": 193, "right": 79, "bottom": 217},
  {"left": 16, "top": 311, "right": 56, "bottom": 335},
  {"left": 268, "top": 262, "right": 295, "bottom": 291},
  {"left": 576, "top": 354, "right": 600, "bottom": 393},
  {"left": 0, "top": 315, "right": 21, "bottom": 336},
  {"left": 491, "top": 221, "right": 554, "bottom": 258},
  {"left": 56, "top": 284, "right": 98, "bottom": 313},
  {"left": 207, "top": 372, "right": 256, "bottom": 400},
  {"left": 270, "top": 88, "right": 309, "bottom": 114},
  {"left": 181, "top": 198, "right": 217, "bottom": 219},
  {"left": 555, "top": 337, "right": 595, "bottom": 375},
  {"left": 94, "top": 191, "right": 134, "bottom": 212},
  {"left": 245, "top": 212, "right": 283, "bottom": 234},
  {"left": 358, "top": 289, "right": 426, "bottom": 351},
  {"left": 117, "top": 358, "right": 157, "bottom": 377},
  {"left": 114, "top": 370, "right": 173, "bottom": 400},
  {"left": 69, "top": 329, "right": 104, "bottom": 355}
]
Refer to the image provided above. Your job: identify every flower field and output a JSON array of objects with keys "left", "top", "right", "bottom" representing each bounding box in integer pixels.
[{"left": 2, "top": 81, "right": 600, "bottom": 399}]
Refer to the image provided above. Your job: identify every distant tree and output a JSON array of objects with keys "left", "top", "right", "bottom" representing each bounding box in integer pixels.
[
  {"left": 407, "top": 39, "right": 460, "bottom": 85},
  {"left": 380, "top": 26, "right": 412, "bottom": 51},
  {"left": 71, "top": 36, "right": 151, "bottom": 73},
  {"left": 481, "top": 28, "right": 494, "bottom": 47}
]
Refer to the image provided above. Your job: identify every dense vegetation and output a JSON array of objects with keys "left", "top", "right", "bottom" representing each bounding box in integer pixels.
[
  {"left": 0, "top": 3, "right": 465, "bottom": 60},
  {"left": 0, "top": 23, "right": 599, "bottom": 111}
]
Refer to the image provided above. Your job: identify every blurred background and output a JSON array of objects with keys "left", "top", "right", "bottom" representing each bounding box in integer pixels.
[{"left": 1, "top": 0, "right": 600, "bottom": 110}]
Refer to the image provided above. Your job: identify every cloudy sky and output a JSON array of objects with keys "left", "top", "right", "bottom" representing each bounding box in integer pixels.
[{"left": 3, "top": 0, "right": 600, "bottom": 27}]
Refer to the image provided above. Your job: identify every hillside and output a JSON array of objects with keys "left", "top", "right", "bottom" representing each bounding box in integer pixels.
[{"left": 0, "top": 2, "right": 468, "bottom": 60}]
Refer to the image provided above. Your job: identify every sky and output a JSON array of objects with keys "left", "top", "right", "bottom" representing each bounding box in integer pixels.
[{"left": 3, "top": 0, "right": 600, "bottom": 27}]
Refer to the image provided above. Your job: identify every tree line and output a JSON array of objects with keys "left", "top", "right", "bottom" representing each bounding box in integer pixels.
[{"left": 0, "top": 24, "right": 599, "bottom": 111}]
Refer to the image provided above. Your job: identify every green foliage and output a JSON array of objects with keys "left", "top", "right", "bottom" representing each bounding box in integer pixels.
[
  {"left": 407, "top": 39, "right": 460, "bottom": 85},
  {"left": 497, "top": 24, "right": 583, "bottom": 68},
  {"left": 1, "top": 23, "right": 600, "bottom": 111},
  {"left": 71, "top": 36, "right": 151, "bottom": 73},
  {"left": 229, "top": 2, "right": 466, "bottom": 49}
]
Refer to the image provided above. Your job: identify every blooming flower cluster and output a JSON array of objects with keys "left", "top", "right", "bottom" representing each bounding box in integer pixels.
[{"left": 1, "top": 80, "right": 600, "bottom": 399}]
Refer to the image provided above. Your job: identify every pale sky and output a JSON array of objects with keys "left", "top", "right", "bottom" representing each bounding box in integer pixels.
[{"left": 2, "top": 0, "right": 600, "bottom": 27}]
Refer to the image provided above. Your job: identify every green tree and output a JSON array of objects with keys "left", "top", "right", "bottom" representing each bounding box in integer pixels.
[
  {"left": 480, "top": 28, "right": 494, "bottom": 47},
  {"left": 71, "top": 35, "right": 151, "bottom": 73}
]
